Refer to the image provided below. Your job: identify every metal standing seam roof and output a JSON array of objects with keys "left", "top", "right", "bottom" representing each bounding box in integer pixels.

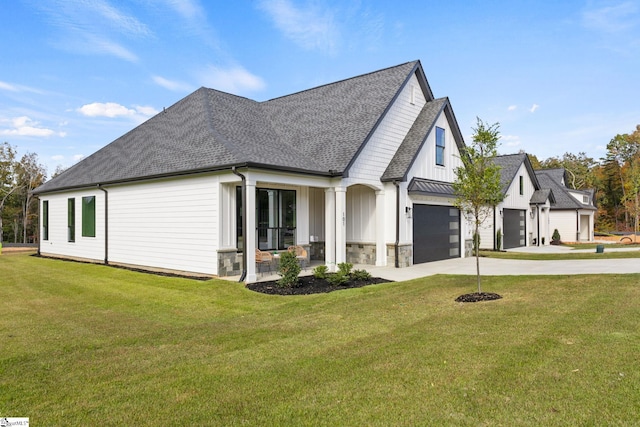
[
  {"left": 35, "top": 60, "right": 426, "bottom": 194},
  {"left": 407, "top": 177, "right": 456, "bottom": 197}
]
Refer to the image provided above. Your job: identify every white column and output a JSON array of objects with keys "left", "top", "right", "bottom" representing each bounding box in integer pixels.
[
  {"left": 324, "top": 188, "right": 336, "bottom": 272},
  {"left": 335, "top": 186, "right": 347, "bottom": 265},
  {"left": 375, "top": 190, "right": 386, "bottom": 266},
  {"left": 245, "top": 179, "right": 257, "bottom": 283}
]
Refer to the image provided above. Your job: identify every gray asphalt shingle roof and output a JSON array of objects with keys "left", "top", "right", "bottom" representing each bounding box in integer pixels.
[
  {"left": 35, "top": 61, "right": 424, "bottom": 194},
  {"left": 535, "top": 169, "right": 596, "bottom": 210}
]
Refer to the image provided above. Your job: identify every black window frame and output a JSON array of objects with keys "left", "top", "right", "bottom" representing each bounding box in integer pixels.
[
  {"left": 519, "top": 175, "right": 524, "bottom": 195},
  {"left": 42, "top": 200, "right": 49, "bottom": 241},
  {"left": 435, "top": 126, "right": 445, "bottom": 166},
  {"left": 82, "top": 196, "right": 96, "bottom": 237},
  {"left": 68, "top": 198, "right": 75, "bottom": 242}
]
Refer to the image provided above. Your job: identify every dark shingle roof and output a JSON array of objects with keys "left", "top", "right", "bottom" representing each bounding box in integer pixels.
[
  {"left": 407, "top": 178, "right": 455, "bottom": 197},
  {"left": 35, "top": 61, "right": 422, "bottom": 194},
  {"left": 492, "top": 153, "right": 541, "bottom": 194},
  {"left": 531, "top": 188, "right": 555, "bottom": 205},
  {"left": 535, "top": 169, "right": 596, "bottom": 210}
]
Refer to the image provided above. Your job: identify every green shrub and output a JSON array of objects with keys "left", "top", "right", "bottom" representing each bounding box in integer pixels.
[
  {"left": 337, "top": 262, "right": 353, "bottom": 276},
  {"left": 351, "top": 269, "right": 371, "bottom": 281},
  {"left": 327, "top": 272, "right": 349, "bottom": 286},
  {"left": 496, "top": 228, "right": 502, "bottom": 251},
  {"left": 313, "top": 265, "right": 328, "bottom": 279},
  {"left": 277, "top": 251, "right": 300, "bottom": 288},
  {"left": 473, "top": 232, "right": 481, "bottom": 253},
  {"left": 552, "top": 229, "right": 561, "bottom": 243}
]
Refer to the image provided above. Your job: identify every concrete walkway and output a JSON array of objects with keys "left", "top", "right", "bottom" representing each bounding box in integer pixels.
[{"left": 362, "top": 244, "right": 640, "bottom": 282}]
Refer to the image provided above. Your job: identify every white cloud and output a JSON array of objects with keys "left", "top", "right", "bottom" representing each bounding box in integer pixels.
[
  {"left": 152, "top": 75, "right": 193, "bottom": 92},
  {"left": 582, "top": 1, "right": 639, "bottom": 33},
  {"left": 163, "top": 0, "right": 203, "bottom": 20},
  {"left": 529, "top": 104, "right": 540, "bottom": 113},
  {"left": 52, "top": 155, "right": 65, "bottom": 161},
  {"left": 508, "top": 105, "right": 517, "bottom": 111},
  {"left": 34, "top": 0, "right": 151, "bottom": 62},
  {"left": 0, "top": 116, "right": 63, "bottom": 137},
  {"left": 73, "top": 154, "right": 85, "bottom": 162},
  {"left": 257, "top": 0, "right": 339, "bottom": 52},
  {"left": 77, "top": 102, "right": 158, "bottom": 119},
  {"left": 0, "top": 81, "right": 44, "bottom": 94},
  {"left": 198, "top": 65, "right": 266, "bottom": 94},
  {"left": 500, "top": 134, "right": 521, "bottom": 148}
]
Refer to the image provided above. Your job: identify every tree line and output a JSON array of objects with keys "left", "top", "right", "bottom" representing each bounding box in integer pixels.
[
  {"left": 0, "top": 142, "right": 47, "bottom": 244},
  {"left": 527, "top": 124, "right": 640, "bottom": 234},
  {"left": 1, "top": 124, "right": 639, "bottom": 243}
]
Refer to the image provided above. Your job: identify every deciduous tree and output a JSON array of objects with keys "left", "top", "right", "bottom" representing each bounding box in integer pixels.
[{"left": 453, "top": 118, "right": 505, "bottom": 293}]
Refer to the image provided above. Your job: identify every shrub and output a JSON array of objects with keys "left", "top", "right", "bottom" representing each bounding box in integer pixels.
[
  {"left": 351, "top": 269, "right": 371, "bottom": 281},
  {"left": 313, "top": 265, "right": 328, "bottom": 279},
  {"left": 552, "top": 229, "right": 561, "bottom": 244},
  {"left": 337, "top": 262, "right": 353, "bottom": 276},
  {"left": 496, "top": 228, "right": 502, "bottom": 251},
  {"left": 277, "top": 251, "right": 300, "bottom": 288},
  {"left": 473, "top": 232, "right": 481, "bottom": 253},
  {"left": 327, "top": 272, "right": 349, "bottom": 286}
]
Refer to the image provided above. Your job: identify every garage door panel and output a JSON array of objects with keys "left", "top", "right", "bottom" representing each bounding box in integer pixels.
[
  {"left": 503, "top": 209, "right": 525, "bottom": 249},
  {"left": 413, "top": 205, "right": 460, "bottom": 263}
]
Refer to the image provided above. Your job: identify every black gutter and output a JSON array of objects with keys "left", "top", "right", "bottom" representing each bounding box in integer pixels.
[
  {"left": 98, "top": 185, "right": 109, "bottom": 264},
  {"left": 393, "top": 181, "right": 400, "bottom": 268},
  {"left": 536, "top": 206, "right": 540, "bottom": 246},
  {"left": 33, "top": 162, "right": 342, "bottom": 196},
  {"left": 232, "top": 167, "right": 247, "bottom": 282}
]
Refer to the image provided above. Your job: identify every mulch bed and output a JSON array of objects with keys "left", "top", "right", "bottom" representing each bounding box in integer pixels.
[
  {"left": 455, "top": 292, "right": 503, "bottom": 303},
  {"left": 246, "top": 275, "right": 392, "bottom": 295}
]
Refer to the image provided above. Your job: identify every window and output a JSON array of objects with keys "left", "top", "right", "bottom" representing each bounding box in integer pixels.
[
  {"left": 257, "top": 189, "right": 296, "bottom": 250},
  {"left": 82, "top": 196, "right": 96, "bottom": 237},
  {"left": 68, "top": 198, "right": 75, "bottom": 242},
  {"left": 519, "top": 176, "right": 524, "bottom": 195},
  {"left": 42, "top": 200, "right": 49, "bottom": 241},
  {"left": 583, "top": 195, "right": 589, "bottom": 204},
  {"left": 436, "top": 127, "right": 445, "bottom": 166}
]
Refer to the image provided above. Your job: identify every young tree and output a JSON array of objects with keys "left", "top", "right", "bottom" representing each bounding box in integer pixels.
[
  {"left": 453, "top": 118, "right": 505, "bottom": 294},
  {"left": 0, "top": 142, "right": 21, "bottom": 245}
]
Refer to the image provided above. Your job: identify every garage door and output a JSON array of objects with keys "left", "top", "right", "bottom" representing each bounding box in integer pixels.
[
  {"left": 413, "top": 204, "right": 460, "bottom": 264},
  {"left": 503, "top": 209, "right": 525, "bottom": 249}
]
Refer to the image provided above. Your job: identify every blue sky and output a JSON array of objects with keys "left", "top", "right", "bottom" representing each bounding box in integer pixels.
[{"left": 1, "top": 0, "right": 639, "bottom": 176}]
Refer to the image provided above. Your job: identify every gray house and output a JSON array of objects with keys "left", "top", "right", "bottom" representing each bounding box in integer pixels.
[{"left": 34, "top": 60, "right": 472, "bottom": 281}]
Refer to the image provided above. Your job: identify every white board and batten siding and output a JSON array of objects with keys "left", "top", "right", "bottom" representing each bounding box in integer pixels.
[
  {"left": 107, "top": 175, "right": 219, "bottom": 275},
  {"left": 346, "top": 184, "right": 376, "bottom": 243},
  {"left": 347, "top": 74, "right": 427, "bottom": 187},
  {"left": 40, "top": 190, "right": 106, "bottom": 261}
]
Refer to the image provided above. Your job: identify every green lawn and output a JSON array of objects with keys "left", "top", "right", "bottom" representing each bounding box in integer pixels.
[
  {"left": 480, "top": 248, "right": 640, "bottom": 260},
  {"left": 1, "top": 253, "right": 639, "bottom": 426}
]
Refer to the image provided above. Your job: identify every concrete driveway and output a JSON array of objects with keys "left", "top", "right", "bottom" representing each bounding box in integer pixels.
[{"left": 362, "top": 245, "right": 640, "bottom": 282}]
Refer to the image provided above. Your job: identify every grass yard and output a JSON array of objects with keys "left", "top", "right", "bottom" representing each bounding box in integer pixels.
[{"left": 1, "top": 252, "right": 639, "bottom": 426}]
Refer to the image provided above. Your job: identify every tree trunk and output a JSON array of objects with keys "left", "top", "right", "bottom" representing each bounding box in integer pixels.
[{"left": 475, "top": 221, "right": 481, "bottom": 293}]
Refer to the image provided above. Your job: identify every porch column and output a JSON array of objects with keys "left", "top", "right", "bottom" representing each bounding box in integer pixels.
[
  {"left": 335, "top": 186, "right": 347, "bottom": 265},
  {"left": 375, "top": 190, "right": 386, "bottom": 266},
  {"left": 245, "top": 179, "right": 257, "bottom": 283},
  {"left": 325, "top": 188, "right": 336, "bottom": 272}
]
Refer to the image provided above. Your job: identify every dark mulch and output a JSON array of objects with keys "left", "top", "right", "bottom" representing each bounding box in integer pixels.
[
  {"left": 246, "top": 275, "right": 392, "bottom": 295},
  {"left": 455, "top": 292, "right": 503, "bottom": 303}
]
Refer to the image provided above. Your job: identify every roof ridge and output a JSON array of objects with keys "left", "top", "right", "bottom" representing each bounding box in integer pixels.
[{"left": 264, "top": 60, "right": 419, "bottom": 103}]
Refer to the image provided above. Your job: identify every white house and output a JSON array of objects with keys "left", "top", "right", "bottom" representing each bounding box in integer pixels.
[
  {"left": 478, "top": 153, "right": 554, "bottom": 250},
  {"left": 34, "top": 61, "right": 472, "bottom": 282},
  {"left": 535, "top": 169, "right": 596, "bottom": 242}
]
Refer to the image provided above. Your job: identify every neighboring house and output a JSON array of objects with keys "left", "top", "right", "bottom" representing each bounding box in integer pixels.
[
  {"left": 33, "top": 60, "right": 471, "bottom": 282},
  {"left": 535, "top": 168, "right": 596, "bottom": 242},
  {"left": 478, "top": 153, "right": 555, "bottom": 250}
]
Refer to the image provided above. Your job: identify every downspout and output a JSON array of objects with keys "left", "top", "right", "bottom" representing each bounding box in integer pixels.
[
  {"left": 393, "top": 181, "right": 400, "bottom": 268},
  {"left": 97, "top": 185, "right": 108, "bottom": 264},
  {"left": 493, "top": 206, "right": 497, "bottom": 250},
  {"left": 536, "top": 206, "right": 540, "bottom": 246},
  {"left": 36, "top": 196, "right": 41, "bottom": 256},
  {"left": 232, "top": 167, "right": 247, "bottom": 282}
]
